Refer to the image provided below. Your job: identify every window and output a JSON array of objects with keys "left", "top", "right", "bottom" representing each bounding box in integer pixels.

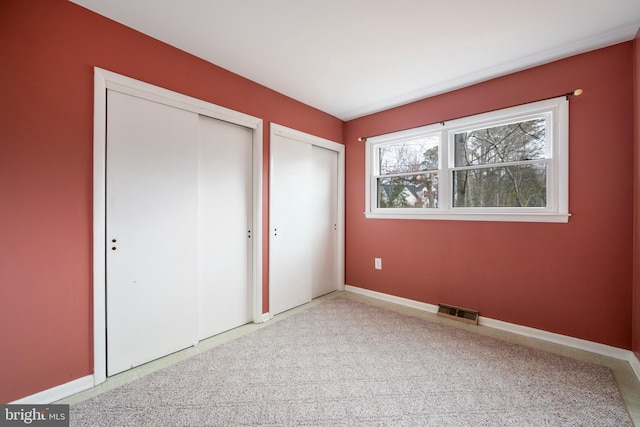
[{"left": 365, "top": 96, "right": 569, "bottom": 222}]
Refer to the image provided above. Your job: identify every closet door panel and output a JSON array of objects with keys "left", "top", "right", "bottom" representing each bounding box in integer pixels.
[
  {"left": 269, "top": 135, "right": 312, "bottom": 315},
  {"left": 106, "top": 91, "right": 199, "bottom": 376},
  {"left": 311, "top": 146, "right": 339, "bottom": 298},
  {"left": 198, "top": 115, "right": 253, "bottom": 339}
]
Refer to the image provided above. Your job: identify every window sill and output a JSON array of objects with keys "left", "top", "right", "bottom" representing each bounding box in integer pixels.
[{"left": 364, "top": 212, "right": 570, "bottom": 223}]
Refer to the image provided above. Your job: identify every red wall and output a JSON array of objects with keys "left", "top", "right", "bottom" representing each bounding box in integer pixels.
[
  {"left": 633, "top": 29, "right": 640, "bottom": 361},
  {"left": 344, "top": 43, "right": 634, "bottom": 350},
  {"left": 0, "top": 0, "right": 343, "bottom": 403},
  {"left": 1, "top": 0, "right": 637, "bottom": 405}
]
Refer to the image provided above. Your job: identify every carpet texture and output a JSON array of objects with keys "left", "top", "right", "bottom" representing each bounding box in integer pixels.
[{"left": 71, "top": 297, "right": 633, "bottom": 426}]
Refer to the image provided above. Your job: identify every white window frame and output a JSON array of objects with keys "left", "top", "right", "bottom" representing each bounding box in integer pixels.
[{"left": 365, "top": 96, "right": 569, "bottom": 223}]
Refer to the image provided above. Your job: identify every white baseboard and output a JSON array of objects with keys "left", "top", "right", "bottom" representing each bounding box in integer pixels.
[
  {"left": 10, "top": 375, "right": 94, "bottom": 404},
  {"left": 345, "top": 285, "right": 440, "bottom": 313},
  {"left": 629, "top": 352, "right": 640, "bottom": 380},
  {"left": 478, "top": 316, "right": 632, "bottom": 361},
  {"left": 344, "top": 285, "right": 640, "bottom": 381},
  {"left": 258, "top": 312, "right": 272, "bottom": 323}
]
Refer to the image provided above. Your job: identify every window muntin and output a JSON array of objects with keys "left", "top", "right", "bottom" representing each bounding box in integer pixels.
[{"left": 365, "top": 97, "right": 568, "bottom": 222}]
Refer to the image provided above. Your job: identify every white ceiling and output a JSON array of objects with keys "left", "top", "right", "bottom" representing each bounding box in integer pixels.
[{"left": 70, "top": 0, "right": 640, "bottom": 120}]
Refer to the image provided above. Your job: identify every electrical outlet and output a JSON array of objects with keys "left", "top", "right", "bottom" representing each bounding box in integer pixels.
[{"left": 374, "top": 258, "right": 382, "bottom": 270}]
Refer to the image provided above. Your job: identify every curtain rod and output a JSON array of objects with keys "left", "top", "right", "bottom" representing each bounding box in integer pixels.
[{"left": 357, "top": 88, "right": 583, "bottom": 142}]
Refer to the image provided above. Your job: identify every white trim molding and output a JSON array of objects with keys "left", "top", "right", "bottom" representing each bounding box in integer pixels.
[
  {"left": 344, "top": 285, "right": 640, "bottom": 381},
  {"left": 93, "top": 67, "right": 264, "bottom": 386},
  {"left": 10, "top": 376, "right": 94, "bottom": 405}
]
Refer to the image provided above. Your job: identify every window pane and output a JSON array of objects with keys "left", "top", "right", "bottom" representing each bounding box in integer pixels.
[
  {"left": 454, "top": 118, "right": 546, "bottom": 167},
  {"left": 453, "top": 163, "right": 546, "bottom": 207},
  {"left": 378, "top": 135, "right": 439, "bottom": 175},
  {"left": 378, "top": 173, "right": 438, "bottom": 208}
]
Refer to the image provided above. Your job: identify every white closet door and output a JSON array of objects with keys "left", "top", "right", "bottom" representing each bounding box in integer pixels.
[
  {"left": 198, "top": 116, "right": 253, "bottom": 340},
  {"left": 269, "top": 135, "right": 312, "bottom": 315},
  {"left": 311, "top": 146, "right": 339, "bottom": 298},
  {"left": 106, "top": 91, "right": 199, "bottom": 376}
]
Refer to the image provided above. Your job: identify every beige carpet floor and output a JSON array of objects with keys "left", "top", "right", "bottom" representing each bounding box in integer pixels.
[{"left": 70, "top": 297, "right": 633, "bottom": 426}]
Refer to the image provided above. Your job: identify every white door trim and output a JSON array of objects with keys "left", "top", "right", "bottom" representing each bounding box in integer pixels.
[
  {"left": 269, "top": 123, "right": 346, "bottom": 312},
  {"left": 93, "top": 67, "right": 263, "bottom": 386}
]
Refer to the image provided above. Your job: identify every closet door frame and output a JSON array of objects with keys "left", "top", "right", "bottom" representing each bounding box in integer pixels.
[
  {"left": 268, "top": 123, "right": 345, "bottom": 312},
  {"left": 92, "top": 68, "right": 264, "bottom": 386}
]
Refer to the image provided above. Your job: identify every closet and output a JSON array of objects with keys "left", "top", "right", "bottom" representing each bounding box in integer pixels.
[
  {"left": 269, "top": 124, "right": 343, "bottom": 316},
  {"left": 105, "top": 90, "right": 253, "bottom": 376}
]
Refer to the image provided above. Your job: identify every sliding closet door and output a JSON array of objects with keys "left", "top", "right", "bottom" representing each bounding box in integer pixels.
[
  {"left": 270, "top": 127, "right": 342, "bottom": 315},
  {"left": 269, "top": 135, "right": 312, "bottom": 315},
  {"left": 198, "top": 116, "right": 253, "bottom": 340},
  {"left": 106, "top": 91, "right": 199, "bottom": 376},
  {"left": 311, "top": 146, "right": 339, "bottom": 298}
]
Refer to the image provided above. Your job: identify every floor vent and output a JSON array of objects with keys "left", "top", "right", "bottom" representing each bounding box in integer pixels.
[{"left": 437, "top": 303, "right": 479, "bottom": 325}]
